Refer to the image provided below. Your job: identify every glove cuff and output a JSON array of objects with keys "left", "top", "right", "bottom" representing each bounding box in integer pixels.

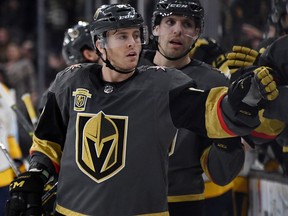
[
  {"left": 222, "top": 96, "right": 260, "bottom": 129},
  {"left": 9, "top": 171, "right": 46, "bottom": 194}
]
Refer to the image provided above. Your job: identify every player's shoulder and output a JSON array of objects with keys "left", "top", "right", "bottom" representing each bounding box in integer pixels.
[
  {"left": 57, "top": 63, "right": 93, "bottom": 76},
  {"left": 137, "top": 65, "right": 193, "bottom": 87},
  {"left": 51, "top": 63, "right": 100, "bottom": 92},
  {"left": 139, "top": 49, "right": 156, "bottom": 66},
  {"left": 189, "top": 59, "right": 224, "bottom": 74},
  {"left": 138, "top": 65, "right": 181, "bottom": 75},
  {"left": 55, "top": 63, "right": 98, "bottom": 81}
]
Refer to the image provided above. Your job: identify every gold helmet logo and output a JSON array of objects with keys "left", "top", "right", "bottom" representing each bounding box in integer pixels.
[{"left": 76, "top": 111, "right": 128, "bottom": 183}]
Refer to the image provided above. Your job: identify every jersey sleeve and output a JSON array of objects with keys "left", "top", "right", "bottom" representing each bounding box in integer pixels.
[
  {"left": 30, "top": 91, "right": 66, "bottom": 175},
  {"left": 169, "top": 84, "right": 260, "bottom": 138}
]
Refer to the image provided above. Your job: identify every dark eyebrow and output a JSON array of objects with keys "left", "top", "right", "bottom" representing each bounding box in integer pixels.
[{"left": 114, "top": 29, "right": 140, "bottom": 35}]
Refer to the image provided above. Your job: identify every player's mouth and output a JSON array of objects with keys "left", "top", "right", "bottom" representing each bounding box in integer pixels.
[
  {"left": 169, "top": 39, "right": 183, "bottom": 47},
  {"left": 126, "top": 51, "right": 137, "bottom": 57}
]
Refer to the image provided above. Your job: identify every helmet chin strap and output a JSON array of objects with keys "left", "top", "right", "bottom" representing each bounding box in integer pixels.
[
  {"left": 97, "top": 48, "right": 135, "bottom": 74},
  {"left": 156, "top": 34, "right": 198, "bottom": 61}
]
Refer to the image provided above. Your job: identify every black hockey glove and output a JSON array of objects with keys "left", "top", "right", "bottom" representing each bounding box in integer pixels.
[
  {"left": 208, "top": 137, "right": 244, "bottom": 185},
  {"left": 228, "top": 66, "right": 278, "bottom": 117},
  {"left": 6, "top": 170, "right": 48, "bottom": 216}
]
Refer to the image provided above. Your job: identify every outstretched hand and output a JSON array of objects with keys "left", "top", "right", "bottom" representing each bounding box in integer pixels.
[{"left": 228, "top": 66, "right": 278, "bottom": 117}]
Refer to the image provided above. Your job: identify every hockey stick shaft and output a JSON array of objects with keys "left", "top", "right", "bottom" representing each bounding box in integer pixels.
[
  {"left": 42, "top": 181, "right": 58, "bottom": 205},
  {"left": 0, "top": 142, "right": 21, "bottom": 176},
  {"left": 21, "top": 93, "right": 38, "bottom": 128},
  {"left": 0, "top": 83, "right": 34, "bottom": 137}
]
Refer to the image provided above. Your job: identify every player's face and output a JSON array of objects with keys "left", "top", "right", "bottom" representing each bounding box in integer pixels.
[
  {"left": 154, "top": 15, "right": 199, "bottom": 59},
  {"left": 103, "top": 28, "right": 142, "bottom": 72},
  {"left": 280, "top": 14, "right": 288, "bottom": 31}
]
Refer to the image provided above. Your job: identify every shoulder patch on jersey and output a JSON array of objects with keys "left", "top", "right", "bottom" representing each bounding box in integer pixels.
[
  {"left": 147, "top": 66, "right": 167, "bottom": 71},
  {"left": 189, "top": 87, "right": 204, "bottom": 92},
  {"left": 64, "top": 64, "right": 82, "bottom": 73},
  {"left": 72, "top": 88, "right": 92, "bottom": 111}
]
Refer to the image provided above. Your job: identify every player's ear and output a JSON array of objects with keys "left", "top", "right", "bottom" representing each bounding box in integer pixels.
[
  {"left": 152, "top": 26, "right": 159, "bottom": 36},
  {"left": 96, "top": 40, "right": 104, "bottom": 53},
  {"left": 82, "top": 50, "right": 94, "bottom": 61}
]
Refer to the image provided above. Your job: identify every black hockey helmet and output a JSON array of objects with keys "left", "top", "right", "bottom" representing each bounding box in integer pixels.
[
  {"left": 268, "top": 0, "right": 288, "bottom": 35},
  {"left": 62, "top": 21, "right": 94, "bottom": 65},
  {"left": 90, "top": 4, "right": 149, "bottom": 48},
  {"left": 152, "top": 0, "right": 204, "bottom": 32},
  {"left": 258, "top": 35, "right": 288, "bottom": 85}
]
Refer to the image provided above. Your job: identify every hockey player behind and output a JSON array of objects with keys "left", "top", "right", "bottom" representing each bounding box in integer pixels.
[
  {"left": 39, "top": 21, "right": 102, "bottom": 114},
  {"left": 139, "top": 0, "right": 244, "bottom": 215},
  {"left": 62, "top": 21, "right": 102, "bottom": 66},
  {"left": 6, "top": 3, "right": 279, "bottom": 216}
]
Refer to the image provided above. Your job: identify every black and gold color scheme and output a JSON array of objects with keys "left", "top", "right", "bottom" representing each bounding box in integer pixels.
[
  {"left": 76, "top": 111, "right": 128, "bottom": 183},
  {"left": 140, "top": 49, "right": 245, "bottom": 215},
  {"left": 24, "top": 62, "right": 266, "bottom": 215}
]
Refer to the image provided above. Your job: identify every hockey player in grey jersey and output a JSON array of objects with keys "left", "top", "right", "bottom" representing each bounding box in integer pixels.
[
  {"left": 6, "top": 3, "right": 278, "bottom": 216},
  {"left": 139, "top": 0, "right": 244, "bottom": 215}
]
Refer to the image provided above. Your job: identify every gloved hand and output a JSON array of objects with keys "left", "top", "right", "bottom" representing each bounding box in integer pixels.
[
  {"left": 228, "top": 66, "right": 278, "bottom": 117},
  {"left": 6, "top": 170, "right": 47, "bottom": 216},
  {"left": 189, "top": 37, "right": 227, "bottom": 67},
  {"left": 226, "top": 45, "right": 260, "bottom": 74}
]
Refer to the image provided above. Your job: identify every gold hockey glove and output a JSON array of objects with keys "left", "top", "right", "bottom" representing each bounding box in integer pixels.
[{"left": 226, "top": 46, "right": 260, "bottom": 74}]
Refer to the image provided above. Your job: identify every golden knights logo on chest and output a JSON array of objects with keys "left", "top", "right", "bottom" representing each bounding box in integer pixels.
[
  {"left": 76, "top": 111, "right": 128, "bottom": 183},
  {"left": 72, "top": 88, "right": 92, "bottom": 111}
]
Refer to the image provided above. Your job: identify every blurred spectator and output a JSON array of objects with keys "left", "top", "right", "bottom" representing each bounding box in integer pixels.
[
  {"left": 219, "top": 0, "right": 234, "bottom": 50},
  {"left": 45, "top": 0, "right": 86, "bottom": 53},
  {"left": 0, "top": 0, "right": 37, "bottom": 37},
  {"left": 21, "top": 40, "right": 37, "bottom": 68},
  {"left": 45, "top": 51, "right": 66, "bottom": 90},
  {"left": 0, "top": 27, "right": 11, "bottom": 63},
  {"left": 3, "top": 41, "right": 38, "bottom": 157},
  {"left": 4, "top": 41, "right": 38, "bottom": 106}
]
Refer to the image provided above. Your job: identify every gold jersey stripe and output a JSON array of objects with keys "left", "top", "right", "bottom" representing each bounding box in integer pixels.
[
  {"left": 30, "top": 135, "right": 62, "bottom": 167},
  {"left": 168, "top": 193, "right": 205, "bottom": 202},
  {"left": 56, "top": 204, "right": 169, "bottom": 216},
  {"left": 56, "top": 205, "right": 87, "bottom": 216},
  {"left": 204, "top": 181, "right": 234, "bottom": 199},
  {"left": 205, "top": 87, "right": 235, "bottom": 138},
  {"left": 232, "top": 176, "right": 248, "bottom": 193},
  {"left": 201, "top": 146, "right": 212, "bottom": 180}
]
